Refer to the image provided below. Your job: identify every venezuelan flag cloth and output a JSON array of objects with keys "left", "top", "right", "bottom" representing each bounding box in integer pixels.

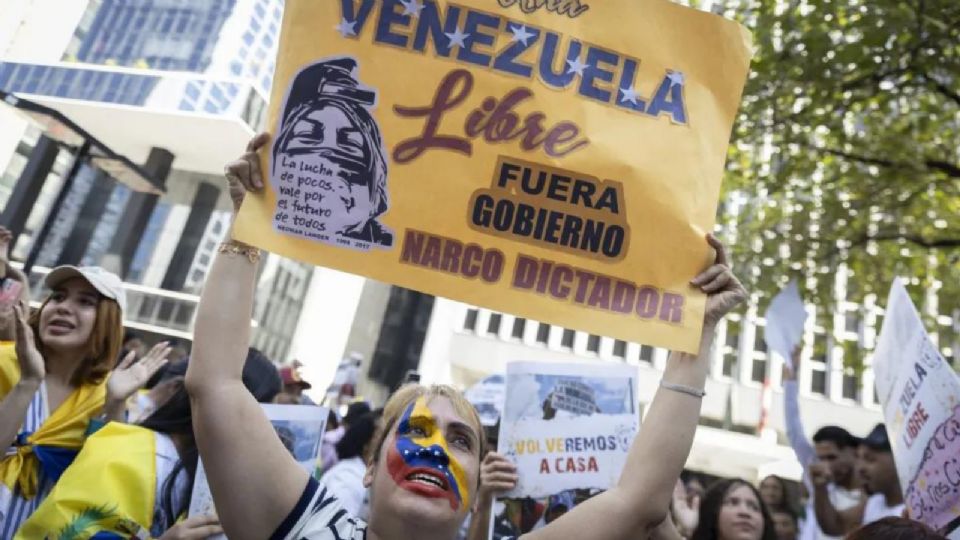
[
  {"left": 0, "top": 343, "right": 106, "bottom": 499},
  {"left": 15, "top": 422, "right": 156, "bottom": 540}
]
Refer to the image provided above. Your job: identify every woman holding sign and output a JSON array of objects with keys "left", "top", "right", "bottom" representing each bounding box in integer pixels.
[{"left": 186, "top": 134, "right": 747, "bottom": 540}]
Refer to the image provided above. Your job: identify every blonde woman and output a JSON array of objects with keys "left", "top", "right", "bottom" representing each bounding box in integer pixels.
[{"left": 187, "top": 133, "right": 747, "bottom": 540}]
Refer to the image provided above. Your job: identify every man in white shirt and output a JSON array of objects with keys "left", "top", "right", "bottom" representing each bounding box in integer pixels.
[
  {"left": 812, "top": 424, "right": 905, "bottom": 535},
  {"left": 783, "top": 349, "right": 863, "bottom": 540}
]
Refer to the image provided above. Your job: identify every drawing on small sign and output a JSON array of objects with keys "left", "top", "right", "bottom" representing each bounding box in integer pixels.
[
  {"left": 905, "top": 405, "right": 960, "bottom": 535},
  {"left": 271, "top": 56, "right": 393, "bottom": 250}
]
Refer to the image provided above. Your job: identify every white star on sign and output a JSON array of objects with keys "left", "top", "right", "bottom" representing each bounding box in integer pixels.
[
  {"left": 667, "top": 70, "right": 685, "bottom": 87},
  {"left": 620, "top": 86, "right": 640, "bottom": 105},
  {"left": 400, "top": 0, "right": 425, "bottom": 17},
  {"left": 335, "top": 18, "right": 356, "bottom": 37},
  {"left": 445, "top": 26, "right": 470, "bottom": 48},
  {"left": 566, "top": 57, "right": 588, "bottom": 76},
  {"left": 509, "top": 24, "right": 535, "bottom": 46}
]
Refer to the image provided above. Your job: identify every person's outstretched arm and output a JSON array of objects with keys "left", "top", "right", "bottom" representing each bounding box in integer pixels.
[
  {"left": 185, "top": 133, "right": 309, "bottom": 540},
  {"left": 783, "top": 348, "right": 816, "bottom": 485},
  {"left": 526, "top": 235, "right": 747, "bottom": 540}
]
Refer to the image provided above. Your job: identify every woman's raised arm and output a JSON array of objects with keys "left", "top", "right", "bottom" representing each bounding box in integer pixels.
[
  {"left": 185, "top": 133, "right": 309, "bottom": 540},
  {"left": 528, "top": 235, "right": 747, "bottom": 540}
]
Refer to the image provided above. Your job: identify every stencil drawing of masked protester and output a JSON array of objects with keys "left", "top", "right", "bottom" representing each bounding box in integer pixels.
[{"left": 272, "top": 57, "right": 393, "bottom": 248}]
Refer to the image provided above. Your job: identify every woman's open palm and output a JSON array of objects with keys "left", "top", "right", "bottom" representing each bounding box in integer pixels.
[{"left": 107, "top": 342, "right": 171, "bottom": 402}]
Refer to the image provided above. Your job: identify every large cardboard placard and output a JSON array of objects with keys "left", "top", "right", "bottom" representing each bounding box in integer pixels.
[{"left": 234, "top": 0, "right": 752, "bottom": 352}]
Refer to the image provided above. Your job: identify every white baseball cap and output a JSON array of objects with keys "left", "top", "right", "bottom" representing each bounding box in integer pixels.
[{"left": 45, "top": 266, "right": 127, "bottom": 313}]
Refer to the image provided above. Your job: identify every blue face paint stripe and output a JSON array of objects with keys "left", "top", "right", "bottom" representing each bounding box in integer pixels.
[{"left": 395, "top": 437, "right": 464, "bottom": 503}]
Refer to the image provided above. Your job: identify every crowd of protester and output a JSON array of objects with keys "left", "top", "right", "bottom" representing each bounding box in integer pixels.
[{"left": 0, "top": 137, "right": 952, "bottom": 539}]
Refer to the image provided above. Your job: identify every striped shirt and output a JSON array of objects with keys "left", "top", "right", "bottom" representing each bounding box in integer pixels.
[
  {"left": 274, "top": 478, "right": 368, "bottom": 540},
  {"left": 0, "top": 383, "right": 53, "bottom": 539}
]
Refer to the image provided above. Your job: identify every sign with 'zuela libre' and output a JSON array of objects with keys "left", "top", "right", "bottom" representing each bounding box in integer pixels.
[{"left": 234, "top": 0, "right": 753, "bottom": 353}]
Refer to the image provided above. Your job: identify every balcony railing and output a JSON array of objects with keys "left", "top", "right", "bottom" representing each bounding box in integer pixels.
[{"left": 15, "top": 262, "right": 200, "bottom": 341}]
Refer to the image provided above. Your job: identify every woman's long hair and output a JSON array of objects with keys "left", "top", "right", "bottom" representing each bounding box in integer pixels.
[
  {"left": 139, "top": 348, "right": 282, "bottom": 526},
  {"left": 335, "top": 411, "right": 380, "bottom": 461},
  {"left": 759, "top": 474, "right": 797, "bottom": 514},
  {"left": 691, "top": 478, "right": 777, "bottom": 540}
]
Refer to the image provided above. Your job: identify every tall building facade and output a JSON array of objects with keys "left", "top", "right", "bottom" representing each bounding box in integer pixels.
[{"left": 0, "top": 0, "right": 333, "bottom": 360}]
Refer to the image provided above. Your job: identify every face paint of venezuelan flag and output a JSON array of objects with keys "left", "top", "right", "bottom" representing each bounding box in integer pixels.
[{"left": 385, "top": 396, "right": 471, "bottom": 511}]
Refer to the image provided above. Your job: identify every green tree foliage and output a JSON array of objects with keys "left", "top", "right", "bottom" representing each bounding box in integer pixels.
[{"left": 718, "top": 0, "right": 960, "bottom": 355}]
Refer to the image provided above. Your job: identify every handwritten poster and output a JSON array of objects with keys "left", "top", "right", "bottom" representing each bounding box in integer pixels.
[
  {"left": 873, "top": 279, "right": 960, "bottom": 538},
  {"left": 492, "top": 361, "right": 638, "bottom": 538},
  {"left": 233, "top": 0, "right": 752, "bottom": 352}
]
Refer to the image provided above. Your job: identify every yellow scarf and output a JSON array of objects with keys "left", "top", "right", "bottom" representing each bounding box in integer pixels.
[
  {"left": 15, "top": 422, "right": 156, "bottom": 540},
  {"left": 0, "top": 343, "right": 106, "bottom": 498}
]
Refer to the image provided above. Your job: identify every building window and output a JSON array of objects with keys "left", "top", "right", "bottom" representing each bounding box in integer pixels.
[
  {"left": 613, "top": 340, "right": 627, "bottom": 359},
  {"left": 845, "top": 311, "right": 859, "bottom": 334},
  {"left": 487, "top": 313, "right": 502, "bottom": 336},
  {"left": 751, "top": 358, "right": 766, "bottom": 383},
  {"left": 511, "top": 317, "right": 526, "bottom": 340},
  {"left": 725, "top": 319, "right": 741, "bottom": 350},
  {"left": 754, "top": 329, "right": 767, "bottom": 353},
  {"left": 587, "top": 334, "right": 601, "bottom": 353},
  {"left": 639, "top": 345, "right": 653, "bottom": 363},
  {"left": 811, "top": 370, "right": 827, "bottom": 395},
  {"left": 185, "top": 82, "right": 200, "bottom": 100},
  {"left": 561, "top": 328, "right": 575, "bottom": 349},
  {"left": 810, "top": 333, "right": 828, "bottom": 395},
  {"left": 536, "top": 323, "right": 550, "bottom": 344},
  {"left": 842, "top": 371, "right": 860, "bottom": 400},
  {"left": 464, "top": 309, "right": 478, "bottom": 332},
  {"left": 722, "top": 354, "right": 737, "bottom": 377}
]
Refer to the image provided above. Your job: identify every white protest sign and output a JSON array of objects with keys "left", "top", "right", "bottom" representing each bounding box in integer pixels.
[
  {"left": 492, "top": 361, "right": 638, "bottom": 538},
  {"left": 189, "top": 404, "right": 328, "bottom": 540},
  {"left": 504, "top": 414, "right": 636, "bottom": 497},
  {"left": 764, "top": 279, "right": 808, "bottom": 371},
  {"left": 464, "top": 374, "right": 506, "bottom": 427},
  {"left": 873, "top": 278, "right": 960, "bottom": 538}
]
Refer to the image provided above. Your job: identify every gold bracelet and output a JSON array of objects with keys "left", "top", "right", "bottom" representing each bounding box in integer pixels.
[{"left": 218, "top": 240, "right": 262, "bottom": 264}]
